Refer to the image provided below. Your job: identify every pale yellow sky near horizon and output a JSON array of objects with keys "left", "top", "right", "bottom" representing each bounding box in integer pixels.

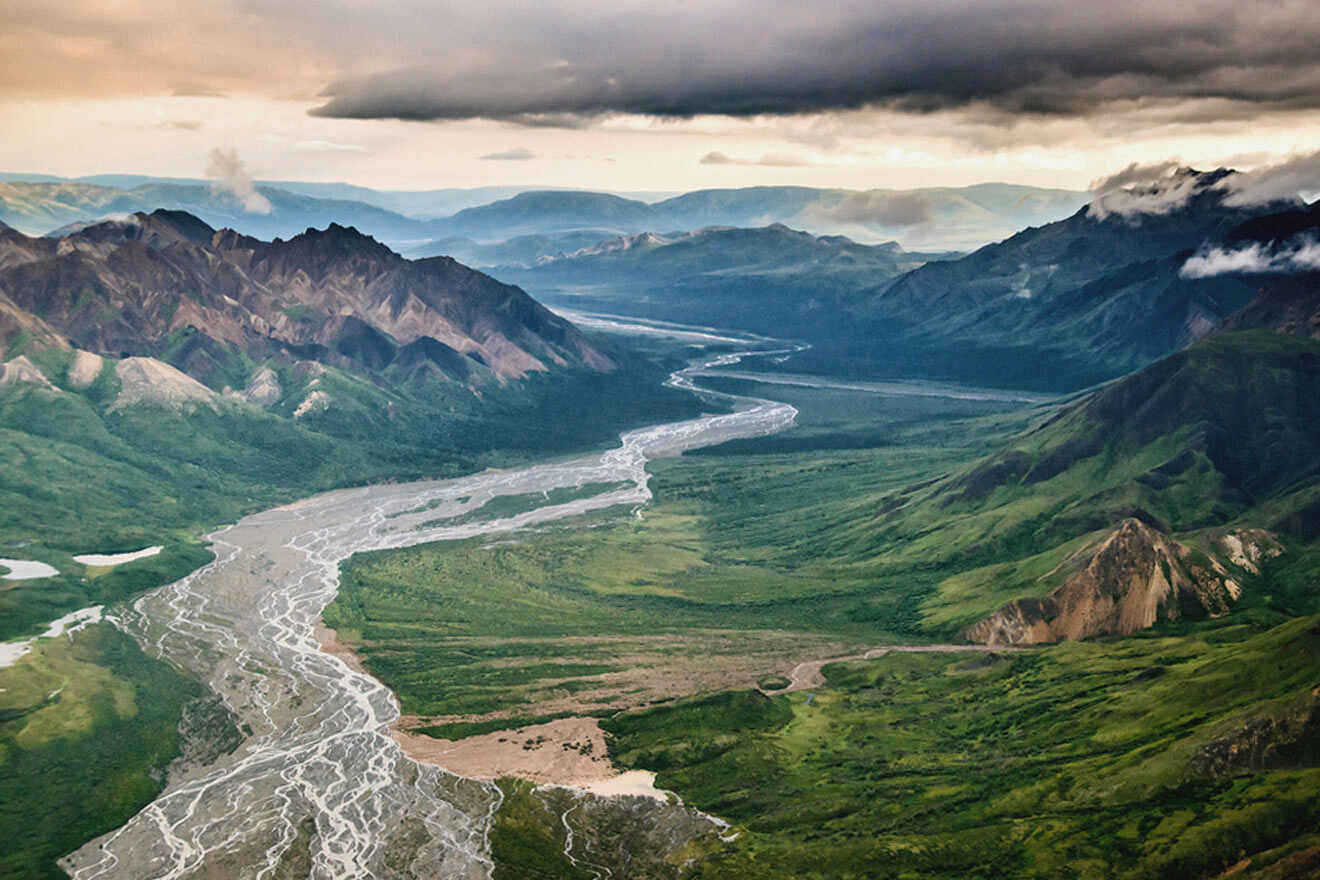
[
  {"left": 6, "top": 0, "right": 1320, "bottom": 194},
  {"left": 4, "top": 93, "right": 1319, "bottom": 193}
]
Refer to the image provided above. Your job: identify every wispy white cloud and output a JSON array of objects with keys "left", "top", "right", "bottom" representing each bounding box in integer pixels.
[
  {"left": 1219, "top": 150, "right": 1320, "bottom": 206},
  {"left": 1087, "top": 162, "right": 1206, "bottom": 219},
  {"left": 205, "top": 147, "right": 272, "bottom": 213},
  {"left": 480, "top": 147, "right": 538, "bottom": 160},
  {"left": 1180, "top": 235, "right": 1320, "bottom": 278},
  {"left": 699, "top": 150, "right": 814, "bottom": 167},
  {"left": 1089, "top": 151, "right": 1320, "bottom": 219}
]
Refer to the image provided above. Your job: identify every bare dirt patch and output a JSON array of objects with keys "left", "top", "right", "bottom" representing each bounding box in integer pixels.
[
  {"left": 397, "top": 630, "right": 856, "bottom": 729},
  {"left": 67, "top": 350, "right": 103, "bottom": 388},
  {"left": 322, "top": 620, "right": 872, "bottom": 787},
  {"left": 317, "top": 625, "right": 369, "bottom": 676},
  {"left": 393, "top": 716, "right": 616, "bottom": 785}
]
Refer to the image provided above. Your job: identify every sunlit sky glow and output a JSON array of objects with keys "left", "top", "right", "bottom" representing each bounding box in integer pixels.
[{"left": 3, "top": 1, "right": 1320, "bottom": 192}]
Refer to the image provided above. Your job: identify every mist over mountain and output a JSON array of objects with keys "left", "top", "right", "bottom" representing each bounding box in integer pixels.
[
  {"left": 496, "top": 223, "right": 957, "bottom": 337},
  {"left": 0, "top": 174, "right": 549, "bottom": 222},
  {"left": 841, "top": 168, "right": 1280, "bottom": 386},
  {"left": 400, "top": 230, "right": 626, "bottom": 267},
  {"left": 0, "top": 180, "right": 434, "bottom": 242},
  {"left": 423, "top": 183, "right": 1088, "bottom": 252},
  {"left": 0, "top": 174, "right": 1087, "bottom": 259}
]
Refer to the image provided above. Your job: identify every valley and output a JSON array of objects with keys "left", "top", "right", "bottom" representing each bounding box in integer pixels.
[
  {"left": 2, "top": 167, "right": 1320, "bottom": 880},
  {"left": 0, "top": 213, "right": 706, "bottom": 641},
  {"left": 7, "top": 337, "right": 798, "bottom": 879},
  {"left": 320, "top": 322, "right": 1320, "bottom": 879},
  {"left": 10, "top": 5, "right": 1320, "bottom": 878}
]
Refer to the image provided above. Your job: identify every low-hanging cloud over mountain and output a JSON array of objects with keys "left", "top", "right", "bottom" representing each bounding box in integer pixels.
[
  {"left": 814, "top": 191, "right": 935, "bottom": 227},
  {"left": 1180, "top": 237, "right": 1320, "bottom": 278},
  {"left": 1219, "top": 152, "right": 1320, "bottom": 207},
  {"left": 1088, "top": 152, "right": 1320, "bottom": 219}
]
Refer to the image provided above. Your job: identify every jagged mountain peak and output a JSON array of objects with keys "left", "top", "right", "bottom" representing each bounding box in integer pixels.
[
  {"left": 47, "top": 208, "right": 217, "bottom": 250},
  {"left": 138, "top": 208, "right": 217, "bottom": 243},
  {"left": 281, "top": 221, "right": 395, "bottom": 256},
  {"left": 0, "top": 212, "right": 608, "bottom": 386},
  {"left": 1084, "top": 166, "right": 1284, "bottom": 225}
]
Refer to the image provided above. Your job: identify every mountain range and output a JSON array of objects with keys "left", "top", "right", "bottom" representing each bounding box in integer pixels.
[
  {"left": 0, "top": 180, "right": 433, "bottom": 243},
  {"left": 4, "top": 165, "right": 1320, "bottom": 880},
  {"left": 412, "top": 183, "right": 1088, "bottom": 253},
  {"left": 0, "top": 209, "right": 606, "bottom": 387},
  {"left": 0, "top": 176, "right": 1087, "bottom": 255},
  {"left": 512, "top": 169, "right": 1298, "bottom": 391},
  {"left": 0, "top": 210, "right": 706, "bottom": 641},
  {"left": 865, "top": 204, "right": 1320, "bottom": 643},
  {"left": 494, "top": 223, "right": 958, "bottom": 335}
]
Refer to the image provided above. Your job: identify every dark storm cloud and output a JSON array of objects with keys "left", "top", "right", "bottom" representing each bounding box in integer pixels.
[
  {"left": 6, "top": 1, "right": 1320, "bottom": 136},
  {"left": 303, "top": 1, "right": 1320, "bottom": 124}
]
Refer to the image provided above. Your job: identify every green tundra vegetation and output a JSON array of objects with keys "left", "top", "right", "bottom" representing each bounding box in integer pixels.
[
  {"left": 602, "top": 617, "right": 1320, "bottom": 879},
  {"left": 0, "top": 336, "right": 701, "bottom": 876},
  {"left": 327, "top": 330, "right": 1320, "bottom": 878},
  {"left": 0, "top": 339, "right": 703, "bottom": 641},
  {"left": 0, "top": 623, "right": 239, "bottom": 880},
  {"left": 324, "top": 381, "right": 1033, "bottom": 719}
]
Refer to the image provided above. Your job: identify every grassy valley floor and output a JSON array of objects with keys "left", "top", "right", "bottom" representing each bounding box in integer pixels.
[
  {"left": 324, "top": 380, "right": 1033, "bottom": 728},
  {"left": 325, "top": 369, "right": 1320, "bottom": 879},
  {"left": 0, "top": 339, "right": 704, "bottom": 641},
  {"left": 602, "top": 618, "right": 1320, "bottom": 879}
]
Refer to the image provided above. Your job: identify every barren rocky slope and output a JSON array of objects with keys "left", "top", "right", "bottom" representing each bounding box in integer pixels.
[
  {"left": 0, "top": 210, "right": 609, "bottom": 387},
  {"left": 965, "top": 519, "right": 1281, "bottom": 645}
]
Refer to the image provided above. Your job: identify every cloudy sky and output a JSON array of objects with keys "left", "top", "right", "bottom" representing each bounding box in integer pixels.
[{"left": 3, "top": 0, "right": 1320, "bottom": 192}]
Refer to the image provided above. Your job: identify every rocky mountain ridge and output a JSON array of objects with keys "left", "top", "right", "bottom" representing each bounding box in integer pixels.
[
  {"left": 965, "top": 520, "right": 1281, "bottom": 645},
  {"left": 0, "top": 210, "right": 609, "bottom": 391}
]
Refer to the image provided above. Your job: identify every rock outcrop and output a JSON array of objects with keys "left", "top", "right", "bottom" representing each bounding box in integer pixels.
[
  {"left": 66, "top": 349, "right": 104, "bottom": 388},
  {"left": 0, "top": 355, "right": 56, "bottom": 390},
  {"left": 965, "top": 520, "right": 1279, "bottom": 646},
  {"left": 240, "top": 365, "right": 282, "bottom": 407},
  {"left": 110, "top": 357, "right": 219, "bottom": 412}
]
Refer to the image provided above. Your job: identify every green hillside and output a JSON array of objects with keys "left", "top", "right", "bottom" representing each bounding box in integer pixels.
[
  {"left": 325, "top": 324, "right": 1320, "bottom": 878},
  {"left": 0, "top": 341, "right": 703, "bottom": 641}
]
